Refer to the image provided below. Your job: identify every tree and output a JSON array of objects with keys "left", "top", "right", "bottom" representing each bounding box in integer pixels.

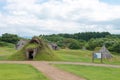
[
  {"left": 85, "top": 37, "right": 120, "bottom": 53},
  {"left": 110, "top": 42, "right": 120, "bottom": 53},
  {"left": 1, "top": 33, "right": 20, "bottom": 44},
  {"left": 69, "top": 41, "right": 81, "bottom": 49},
  {"left": 63, "top": 38, "right": 81, "bottom": 49}
]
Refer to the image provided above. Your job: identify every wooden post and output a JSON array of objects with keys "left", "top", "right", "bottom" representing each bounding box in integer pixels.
[
  {"left": 92, "top": 53, "right": 94, "bottom": 63},
  {"left": 101, "top": 53, "right": 103, "bottom": 63}
]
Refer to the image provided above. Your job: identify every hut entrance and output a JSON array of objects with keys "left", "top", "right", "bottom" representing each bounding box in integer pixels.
[{"left": 28, "top": 50, "right": 34, "bottom": 60}]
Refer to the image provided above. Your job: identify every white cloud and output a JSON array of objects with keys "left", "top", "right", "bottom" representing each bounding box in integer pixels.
[{"left": 0, "top": 0, "right": 120, "bottom": 36}]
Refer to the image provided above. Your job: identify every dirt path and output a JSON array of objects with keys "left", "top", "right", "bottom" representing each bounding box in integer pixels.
[
  {"left": 0, "top": 61, "right": 120, "bottom": 80},
  {"left": 0, "top": 61, "right": 85, "bottom": 80},
  {"left": 48, "top": 61, "right": 120, "bottom": 68}
]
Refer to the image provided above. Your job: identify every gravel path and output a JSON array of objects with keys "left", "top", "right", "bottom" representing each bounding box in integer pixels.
[{"left": 0, "top": 61, "right": 120, "bottom": 80}]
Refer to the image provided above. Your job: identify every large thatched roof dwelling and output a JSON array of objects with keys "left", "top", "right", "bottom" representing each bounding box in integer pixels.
[{"left": 9, "top": 37, "right": 59, "bottom": 60}]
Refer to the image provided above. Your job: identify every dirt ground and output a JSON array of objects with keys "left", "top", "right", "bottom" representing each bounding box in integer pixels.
[{"left": 0, "top": 61, "right": 120, "bottom": 80}]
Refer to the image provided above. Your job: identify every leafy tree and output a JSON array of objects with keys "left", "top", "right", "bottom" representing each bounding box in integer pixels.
[
  {"left": 1, "top": 33, "right": 20, "bottom": 44},
  {"left": 85, "top": 38, "right": 120, "bottom": 53},
  {"left": 85, "top": 38, "right": 104, "bottom": 50},
  {"left": 69, "top": 41, "right": 81, "bottom": 49},
  {"left": 41, "top": 34, "right": 64, "bottom": 42},
  {"left": 110, "top": 42, "right": 120, "bottom": 53},
  {"left": 63, "top": 38, "right": 81, "bottom": 49}
]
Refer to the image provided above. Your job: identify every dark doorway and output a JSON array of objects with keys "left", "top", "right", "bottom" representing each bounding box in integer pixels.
[{"left": 28, "top": 50, "right": 34, "bottom": 60}]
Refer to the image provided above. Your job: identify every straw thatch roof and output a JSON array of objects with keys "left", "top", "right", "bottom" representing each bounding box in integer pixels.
[{"left": 98, "top": 45, "right": 112, "bottom": 59}]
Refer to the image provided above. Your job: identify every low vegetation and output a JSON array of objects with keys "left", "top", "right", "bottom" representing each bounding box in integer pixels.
[
  {"left": 55, "top": 49, "right": 120, "bottom": 65},
  {"left": 0, "top": 47, "right": 16, "bottom": 60},
  {"left": 55, "top": 49, "right": 92, "bottom": 62},
  {"left": 0, "top": 64, "right": 48, "bottom": 80},
  {"left": 54, "top": 64, "right": 120, "bottom": 80},
  {"left": 0, "top": 45, "right": 120, "bottom": 65}
]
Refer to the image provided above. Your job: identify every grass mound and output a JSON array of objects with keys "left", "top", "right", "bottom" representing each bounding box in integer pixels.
[{"left": 8, "top": 37, "right": 60, "bottom": 61}]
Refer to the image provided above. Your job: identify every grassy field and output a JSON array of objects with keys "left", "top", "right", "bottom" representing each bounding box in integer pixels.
[
  {"left": 55, "top": 49, "right": 120, "bottom": 65},
  {"left": 54, "top": 64, "right": 120, "bottom": 80},
  {"left": 0, "top": 46, "right": 120, "bottom": 65},
  {"left": 0, "top": 64, "right": 48, "bottom": 80},
  {"left": 55, "top": 49, "right": 92, "bottom": 62},
  {"left": 0, "top": 47, "right": 16, "bottom": 60}
]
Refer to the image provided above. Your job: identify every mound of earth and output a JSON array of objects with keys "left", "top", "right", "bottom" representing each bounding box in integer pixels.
[{"left": 9, "top": 37, "right": 60, "bottom": 61}]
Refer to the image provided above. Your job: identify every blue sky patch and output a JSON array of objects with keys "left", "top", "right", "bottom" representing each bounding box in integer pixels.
[
  {"left": 0, "top": 0, "right": 7, "bottom": 12},
  {"left": 100, "top": 0, "right": 120, "bottom": 5}
]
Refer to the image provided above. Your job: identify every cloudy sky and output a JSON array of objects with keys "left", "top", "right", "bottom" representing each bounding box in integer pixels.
[{"left": 0, "top": 0, "right": 120, "bottom": 36}]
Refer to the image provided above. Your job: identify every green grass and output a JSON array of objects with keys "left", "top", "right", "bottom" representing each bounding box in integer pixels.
[
  {"left": 0, "top": 47, "right": 16, "bottom": 55},
  {"left": 54, "top": 64, "right": 120, "bottom": 80},
  {"left": 0, "top": 64, "right": 49, "bottom": 80},
  {"left": 0, "top": 47, "right": 16, "bottom": 60},
  {"left": 55, "top": 49, "right": 120, "bottom": 65},
  {"left": 55, "top": 49, "right": 92, "bottom": 62},
  {"left": 0, "top": 46, "right": 120, "bottom": 65},
  {"left": 26, "top": 43, "right": 39, "bottom": 49},
  {"left": 0, "top": 41, "right": 14, "bottom": 48}
]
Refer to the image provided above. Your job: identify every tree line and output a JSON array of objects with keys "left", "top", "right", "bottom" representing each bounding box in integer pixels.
[
  {"left": 0, "top": 33, "right": 20, "bottom": 44},
  {"left": 41, "top": 32, "right": 120, "bottom": 53},
  {"left": 0, "top": 32, "right": 120, "bottom": 53}
]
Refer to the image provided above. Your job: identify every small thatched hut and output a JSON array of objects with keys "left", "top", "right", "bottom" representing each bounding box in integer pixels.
[
  {"left": 48, "top": 43, "right": 59, "bottom": 50},
  {"left": 96, "top": 45, "right": 112, "bottom": 59},
  {"left": 92, "top": 45, "right": 112, "bottom": 63},
  {"left": 16, "top": 39, "right": 28, "bottom": 50}
]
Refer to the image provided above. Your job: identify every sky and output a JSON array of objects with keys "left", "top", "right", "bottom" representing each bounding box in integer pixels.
[{"left": 0, "top": 0, "right": 120, "bottom": 36}]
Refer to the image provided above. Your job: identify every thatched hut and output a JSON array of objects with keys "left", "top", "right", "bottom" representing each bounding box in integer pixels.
[
  {"left": 16, "top": 39, "right": 28, "bottom": 50},
  {"left": 98, "top": 45, "right": 112, "bottom": 59},
  {"left": 92, "top": 45, "right": 112, "bottom": 63},
  {"left": 94, "top": 45, "right": 112, "bottom": 59},
  {"left": 48, "top": 43, "right": 59, "bottom": 50}
]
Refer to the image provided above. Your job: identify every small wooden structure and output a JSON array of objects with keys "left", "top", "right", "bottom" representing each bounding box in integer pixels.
[{"left": 92, "top": 45, "right": 112, "bottom": 63}]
